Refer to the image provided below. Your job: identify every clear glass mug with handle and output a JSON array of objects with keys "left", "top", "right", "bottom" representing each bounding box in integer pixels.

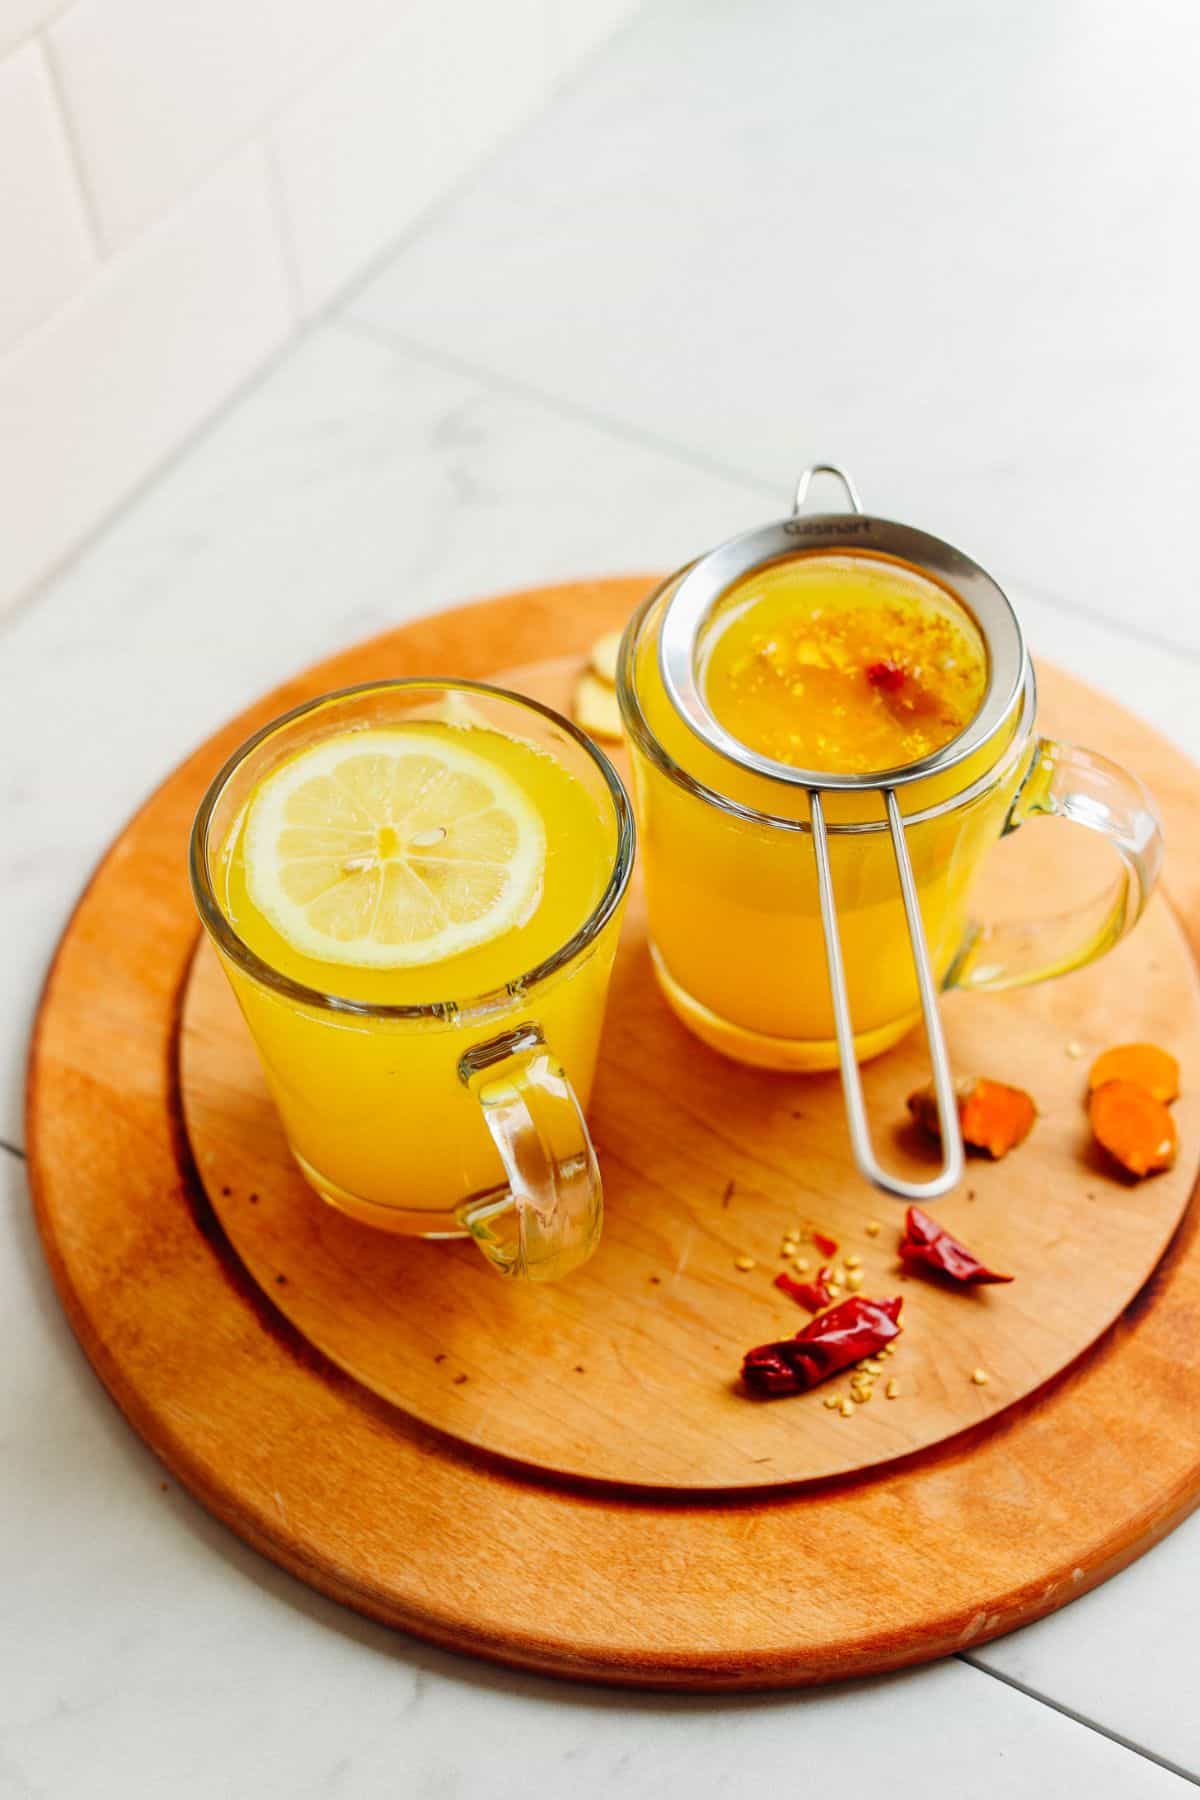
[
  {"left": 617, "top": 468, "right": 1163, "bottom": 1195},
  {"left": 190, "top": 680, "right": 635, "bottom": 1280}
]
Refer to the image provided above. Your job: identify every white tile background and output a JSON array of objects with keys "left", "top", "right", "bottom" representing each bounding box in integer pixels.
[
  {"left": 0, "top": 0, "right": 643, "bottom": 615},
  {"left": 0, "top": 150, "right": 291, "bottom": 606},
  {"left": 5, "top": 0, "right": 1200, "bottom": 1792},
  {"left": 353, "top": 0, "right": 1200, "bottom": 653},
  {"left": 0, "top": 39, "right": 93, "bottom": 350},
  {"left": 0, "top": 0, "right": 61, "bottom": 57},
  {"left": 270, "top": 0, "right": 552, "bottom": 317}
]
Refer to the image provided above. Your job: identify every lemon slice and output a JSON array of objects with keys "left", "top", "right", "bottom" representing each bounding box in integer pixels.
[{"left": 243, "top": 728, "right": 546, "bottom": 968}]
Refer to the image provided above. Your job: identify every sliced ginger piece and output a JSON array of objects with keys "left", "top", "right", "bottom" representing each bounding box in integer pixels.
[
  {"left": 1088, "top": 1042, "right": 1179, "bottom": 1106},
  {"left": 908, "top": 1076, "right": 1036, "bottom": 1160},
  {"left": 589, "top": 629, "right": 623, "bottom": 686},
  {"left": 574, "top": 670, "right": 624, "bottom": 742},
  {"left": 1089, "top": 1078, "right": 1177, "bottom": 1178}
]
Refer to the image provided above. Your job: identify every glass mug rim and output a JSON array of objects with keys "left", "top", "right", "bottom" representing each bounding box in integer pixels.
[
  {"left": 617, "top": 580, "right": 1038, "bottom": 836},
  {"left": 189, "top": 678, "right": 636, "bottom": 1024}
]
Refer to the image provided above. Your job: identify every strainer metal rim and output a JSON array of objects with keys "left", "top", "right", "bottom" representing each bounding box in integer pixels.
[{"left": 657, "top": 513, "right": 1027, "bottom": 792}]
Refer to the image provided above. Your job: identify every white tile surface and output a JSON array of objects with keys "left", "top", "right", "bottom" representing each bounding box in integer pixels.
[
  {"left": 969, "top": 1505, "right": 1200, "bottom": 1777},
  {"left": 270, "top": 0, "right": 551, "bottom": 317},
  {"left": 0, "top": 146, "right": 290, "bottom": 611},
  {"left": 547, "top": 0, "right": 642, "bottom": 70},
  {"left": 46, "top": 0, "right": 392, "bottom": 247},
  {"left": 0, "top": 39, "right": 94, "bottom": 351},
  {"left": 0, "top": 0, "right": 61, "bottom": 56},
  {"left": 350, "top": 0, "right": 1200, "bottom": 655},
  {"left": 0, "top": 1148, "right": 1188, "bottom": 1799}
]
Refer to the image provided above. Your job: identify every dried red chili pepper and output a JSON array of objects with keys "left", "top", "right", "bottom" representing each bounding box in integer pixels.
[
  {"left": 741, "top": 1295, "right": 903, "bottom": 1396},
  {"left": 812, "top": 1230, "right": 838, "bottom": 1258},
  {"left": 866, "top": 660, "right": 905, "bottom": 693},
  {"left": 899, "top": 1206, "right": 1013, "bottom": 1285},
  {"left": 774, "top": 1265, "right": 833, "bottom": 1313}
]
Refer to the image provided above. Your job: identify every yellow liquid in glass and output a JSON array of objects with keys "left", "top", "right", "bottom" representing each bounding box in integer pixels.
[
  {"left": 216, "top": 722, "right": 621, "bottom": 1226},
  {"left": 629, "top": 553, "right": 1028, "bottom": 1066}
]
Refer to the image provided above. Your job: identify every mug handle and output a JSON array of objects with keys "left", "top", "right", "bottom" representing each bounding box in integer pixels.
[
  {"left": 949, "top": 739, "right": 1164, "bottom": 993},
  {"left": 456, "top": 1024, "right": 603, "bottom": 1281}
]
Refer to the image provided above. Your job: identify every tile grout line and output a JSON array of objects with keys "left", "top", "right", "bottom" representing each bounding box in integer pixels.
[
  {"left": 1006, "top": 574, "right": 1200, "bottom": 668},
  {"left": 37, "top": 28, "right": 106, "bottom": 259},
  {"left": 0, "top": 0, "right": 74, "bottom": 60},
  {"left": 333, "top": 313, "right": 786, "bottom": 507},
  {"left": 959, "top": 1653, "right": 1200, "bottom": 1786},
  {"left": 260, "top": 139, "right": 306, "bottom": 326},
  {"left": 0, "top": 335, "right": 307, "bottom": 640}
]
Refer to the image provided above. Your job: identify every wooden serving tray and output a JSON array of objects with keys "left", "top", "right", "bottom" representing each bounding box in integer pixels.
[{"left": 27, "top": 579, "right": 1200, "bottom": 1687}]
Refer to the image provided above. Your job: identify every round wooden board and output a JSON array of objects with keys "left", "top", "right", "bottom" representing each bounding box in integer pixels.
[
  {"left": 180, "top": 653, "right": 1200, "bottom": 1492},
  {"left": 26, "top": 578, "right": 1200, "bottom": 1687}
]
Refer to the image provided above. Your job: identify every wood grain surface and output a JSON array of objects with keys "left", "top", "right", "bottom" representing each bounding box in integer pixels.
[
  {"left": 180, "top": 650, "right": 1200, "bottom": 1490},
  {"left": 26, "top": 578, "right": 1200, "bottom": 1686}
]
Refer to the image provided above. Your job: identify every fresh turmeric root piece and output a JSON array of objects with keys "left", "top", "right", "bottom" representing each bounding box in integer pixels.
[
  {"left": 1089, "top": 1078, "right": 1177, "bottom": 1178},
  {"left": 1087, "top": 1042, "right": 1179, "bottom": 1106},
  {"left": 907, "top": 1076, "right": 1036, "bottom": 1160}
]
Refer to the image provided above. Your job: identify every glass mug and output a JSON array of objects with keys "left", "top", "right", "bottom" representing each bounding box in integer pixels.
[
  {"left": 618, "top": 563, "right": 1164, "bottom": 1073},
  {"left": 190, "top": 681, "right": 634, "bottom": 1280}
]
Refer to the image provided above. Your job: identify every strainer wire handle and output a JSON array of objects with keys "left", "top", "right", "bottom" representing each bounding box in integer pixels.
[
  {"left": 810, "top": 788, "right": 965, "bottom": 1200},
  {"left": 793, "top": 463, "right": 864, "bottom": 516}
]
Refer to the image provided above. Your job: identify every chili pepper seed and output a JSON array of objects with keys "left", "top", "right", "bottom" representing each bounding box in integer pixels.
[
  {"left": 886, "top": 1379, "right": 900, "bottom": 1399},
  {"left": 823, "top": 1394, "right": 840, "bottom": 1409},
  {"left": 838, "top": 1398, "right": 854, "bottom": 1418},
  {"left": 845, "top": 1269, "right": 864, "bottom": 1291},
  {"left": 865, "top": 1220, "right": 882, "bottom": 1236},
  {"left": 793, "top": 1256, "right": 811, "bottom": 1273},
  {"left": 862, "top": 1359, "right": 883, "bottom": 1375},
  {"left": 851, "top": 1387, "right": 872, "bottom": 1404},
  {"left": 843, "top": 1252, "right": 862, "bottom": 1269},
  {"left": 734, "top": 1255, "right": 756, "bottom": 1272},
  {"left": 1065, "top": 1040, "right": 1084, "bottom": 1059},
  {"left": 970, "top": 1367, "right": 990, "bottom": 1386}
]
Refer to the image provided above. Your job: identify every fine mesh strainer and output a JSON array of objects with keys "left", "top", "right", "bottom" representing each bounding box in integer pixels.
[{"left": 656, "top": 463, "right": 1028, "bottom": 1200}]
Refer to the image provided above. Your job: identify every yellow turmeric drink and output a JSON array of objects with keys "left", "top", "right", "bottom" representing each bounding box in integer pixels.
[
  {"left": 700, "top": 554, "right": 988, "bottom": 776},
  {"left": 213, "top": 715, "right": 622, "bottom": 1229},
  {"left": 623, "top": 551, "right": 1026, "bottom": 1068}
]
